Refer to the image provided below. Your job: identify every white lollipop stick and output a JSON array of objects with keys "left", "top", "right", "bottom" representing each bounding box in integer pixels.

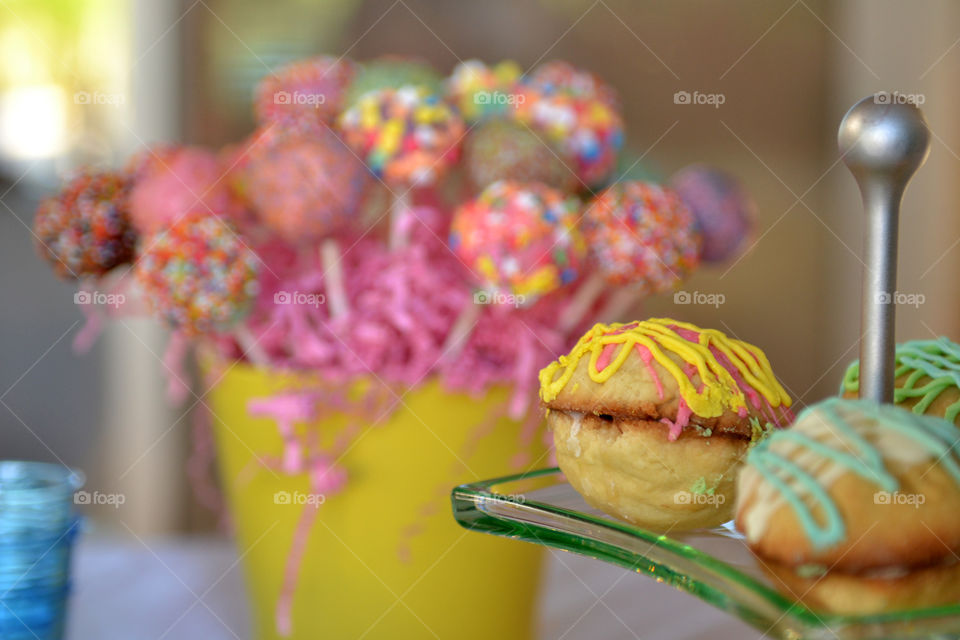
[
  {"left": 72, "top": 277, "right": 104, "bottom": 353},
  {"left": 558, "top": 273, "right": 606, "bottom": 333},
  {"left": 234, "top": 325, "right": 269, "bottom": 367},
  {"left": 595, "top": 287, "right": 642, "bottom": 323},
  {"left": 320, "top": 239, "right": 349, "bottom": 319},
  {"left": 442, "top": 298, "right": 482, "bottom": 360},
  {"left": 390, "top": 191, "right": 412, "bottom": 251}
]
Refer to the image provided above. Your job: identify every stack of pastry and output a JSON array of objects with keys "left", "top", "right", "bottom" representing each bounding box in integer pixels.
[
  {"left": 541, "top": 318, "right": 960, "bottom": 616},
  {"left": 539, "top": 318, "right": 793, "bottom": 531},
  {"left": 736, "top": 397, "right": 960, "bottom": 614}
]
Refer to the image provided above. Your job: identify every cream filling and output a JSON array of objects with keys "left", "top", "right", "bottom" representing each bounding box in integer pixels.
[{"left": 566, "top": 411, "right": 584, "bottom": 458}]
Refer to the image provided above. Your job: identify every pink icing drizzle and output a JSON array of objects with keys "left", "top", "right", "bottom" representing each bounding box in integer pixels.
[
  {"left": 634, "top": 344, "right": 664, "bottom": 400},
  {"left": 595, "top": 342, "right": 619, "bottom": 372},
  {"left": 660, "top": 398, "right": 692, "bottom": 441},
  {"left": 667, "top": 323, "right": 790, "bottom": 429},
  {"left": 671, "top": 326, "right": 701, "bottom": 342}
]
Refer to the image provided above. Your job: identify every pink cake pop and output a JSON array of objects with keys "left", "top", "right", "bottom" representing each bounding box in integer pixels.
[
  {"left": 238, "top": 126, "right": 370, "bottom": 317},
  {"left": 128, "top": 146, "right": 234, "bottom": 236},
  {"left": 239, "top": 126, "right": 369, "bottom": 243},
  {"left": 135, "top": 211, "right": 260, "bottom": 341},
  {"left": 446, "top": 180, "right": 586, "bottom": 353},
  {"left": 561, "top": 180, "right": 700, "bottom": 328},
  {"left": 338, "top": 85, "right": 465, "bottom": 249},
  {"left": 670, "top": 164, "right": 756, "bottom": 264},
  {"left": 254, "top": 56, "right": 356, "bottom": 128},
  {"left": 34, "top": 170, "right": 137, "bottom": 280}
]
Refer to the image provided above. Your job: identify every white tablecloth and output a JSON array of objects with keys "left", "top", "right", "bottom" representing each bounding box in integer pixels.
[{"left": 67, "top": 536, "right": 764, "bottom": 640}]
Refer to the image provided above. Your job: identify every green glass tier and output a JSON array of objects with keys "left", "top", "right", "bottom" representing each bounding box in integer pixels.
[{"left": 451, "top": 468, "right": 960, "bottom": 639}]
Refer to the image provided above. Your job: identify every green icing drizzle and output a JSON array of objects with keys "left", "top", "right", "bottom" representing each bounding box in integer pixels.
[
  {"left": 749, "top": 441, "right": 847, "bottom": 550},
  {"left": 748, "top": 416, "right": 773, "bottom": 447},
  {"left": 690, "top": 476, "right": 716, "bottom": 495},
  {"left": 842, "top": 337, "right": 960, "bottom": 421},
  {"left": 746, "top": 397, "right": 960, "bottom": 551}
]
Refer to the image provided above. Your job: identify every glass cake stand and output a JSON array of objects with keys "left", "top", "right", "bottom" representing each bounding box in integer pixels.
[{"left": 451, "top": 468, "right": 960, "bottom": 639}]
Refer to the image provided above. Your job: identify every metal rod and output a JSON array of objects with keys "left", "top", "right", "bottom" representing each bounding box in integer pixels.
[{"left": 838, "top": 94, "right": 930, "bottom": 403}]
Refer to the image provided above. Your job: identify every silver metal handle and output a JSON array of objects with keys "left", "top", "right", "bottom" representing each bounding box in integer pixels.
[{"left": 838, "top": 94, "right": 930, "bottom": 403}]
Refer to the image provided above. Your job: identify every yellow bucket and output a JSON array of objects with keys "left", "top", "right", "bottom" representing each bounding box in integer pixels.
[{"left": 205, "top": 359, "right": 546, "bottom": 640}]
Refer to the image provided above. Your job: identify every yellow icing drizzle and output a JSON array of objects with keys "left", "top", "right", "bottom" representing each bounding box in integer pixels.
[{"left": 538, "top": 319, "right": 792, "bottom": 418}]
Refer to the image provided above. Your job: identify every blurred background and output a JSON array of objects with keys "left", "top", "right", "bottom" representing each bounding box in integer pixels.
[{"left": 2, "top": 0, "right": 960, "bottom": 636}]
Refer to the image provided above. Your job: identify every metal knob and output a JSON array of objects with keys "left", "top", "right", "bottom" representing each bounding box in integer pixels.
[{"left": 838, "top": 94, "right": 930, "bottom": 403}]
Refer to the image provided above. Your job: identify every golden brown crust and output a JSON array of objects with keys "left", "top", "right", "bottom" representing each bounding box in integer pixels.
[
  {"left": 736, "top": 460, "right": 960, "bottom": 572},
  {"left": 759, "top": 558, "right": 960, "bottom": 614},
  {"left": 542, "top": 342, "right": 791, "bottom": 434},
  {"left": 549, "top": 409, "right": 748, "bottom": 531}
]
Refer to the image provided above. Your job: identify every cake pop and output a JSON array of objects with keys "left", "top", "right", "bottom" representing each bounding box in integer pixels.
[
  {"left": 670, "top": 164, "right": 755, "bottom": 264},
  {"left": 128, "top": 146, "right": 235, "bottom": 236},
  {"left": 343, "top": 57, "right": 443, "bottom": 108},
  {"left": 527, "top": 59, "right": 620, "bottom": 110},
  {"left": 253, "top": 55, "right": 356, "bottom": 128},
  {"left": 34, "top": 170, "right": 137, "bottom": 280},
  {"left": 338, "top": 85, "right": 465, "bottom": 249},
  {"left": 446, "top": 59, "right": 523, "bottom": 123},
  {"left": 338, "top": 85, "right": 463, "bottom": 187},
  {"left": 464, "top": 119, "right": 576, "bottom": 192},
  {"left": 445, "top": 180, "right": 585, "bottom": 353},
  {"left": 238, "top": 126, "right": 370, "bottom": 318},
  {"left": 240, "top": 126, "right": 369, "bottom": 243},
  {"left": 560, "top": 181, "right": 700, "bottom": 330},
  {"left": 135, "top": 212, "right": 260, "bottom": 340},
  {"left": 511, "top": 85, "right": 624, "bottom": 189}
]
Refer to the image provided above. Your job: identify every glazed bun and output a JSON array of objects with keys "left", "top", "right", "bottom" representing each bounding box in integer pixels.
[
  {"left": 736, "top": 397, "right": 960, "bottom": 613},
  {"left": 842, "top": 337, "right": 960, "bottom": 426},
  {"left": 540, "top": 319, "right": 793, "bottom": 531}
]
